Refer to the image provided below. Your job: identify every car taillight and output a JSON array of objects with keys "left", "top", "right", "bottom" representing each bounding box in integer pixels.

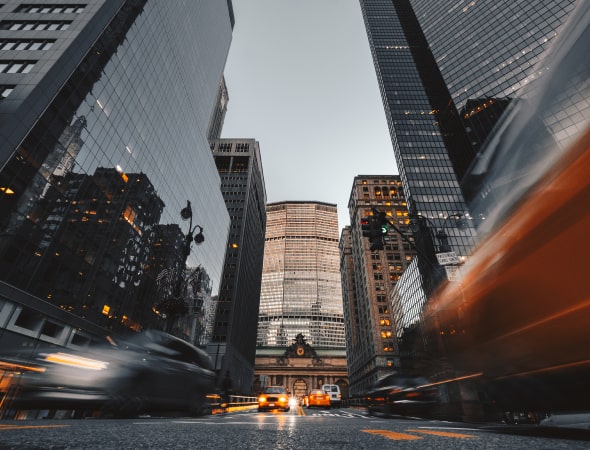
[{"left": 405, "top": 391, "right": 421, "bottom": 398}]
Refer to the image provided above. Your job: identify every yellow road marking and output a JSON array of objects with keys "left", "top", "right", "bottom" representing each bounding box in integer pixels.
[
  {"left": 363, "top": 429, "right": 422, "bottom": 441},
  {"left": 363, "top": 428, "right": 477, "bottom": 442},
  {"left": 407, "top": 428, "right": 475, "bottom": 439},
  {"left": 297, "top": 406, "right": 306, "bottom": 416},
  {"left": 0, "top": 424, "right": 69, "bottom": 430}
]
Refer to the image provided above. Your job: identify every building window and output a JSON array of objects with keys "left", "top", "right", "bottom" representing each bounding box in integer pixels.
[
  {"left": 0, "top": 20, "right": 72, "bottom": 30},
  {"left": 0, "top": 60, "right": 36, "bottom": 73},
  {"left": 0, "top": 39, "right": 55, "bottom": 50},
  {"left": 14, "top": 4, "right": 86, "bottom": 14},
  {"left": 0, "top": 85, "right": 15, "bottom": 100}
]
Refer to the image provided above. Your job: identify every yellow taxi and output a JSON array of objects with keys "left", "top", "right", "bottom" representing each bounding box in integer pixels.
[
  {"left": 306, "top": 389, "right": 331, "bottom": 409},
  {"left": 258, "top": 386, "right": 290, "bottom": 412}
]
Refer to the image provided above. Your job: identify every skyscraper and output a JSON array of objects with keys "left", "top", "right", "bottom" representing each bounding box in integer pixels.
[
  {"left": 209, "top": 138, "right": 267, "bottom": 395},
  {"left": 409, "top": 0, "right": 581, "bottom": 206},
  {"left": 258, "top": 202, "right": 345, "bottom": 349},
  {"left": 340, "top": 175, "right": 417, "bottom": 395},
  {"left": 410, "top": 0, "right": 578, "bottom": 133},
  {"left": 0, "top": 1, "right": 234, "bottom": 341},
  {"left": 359, "top": 0, "right": 580, "bottom": 244},
  {"left": 359, "top": 0, "right": 477, "bottom": 264},
  {"left": 207, "top": 76, "right": 229, "bottom": 144}
]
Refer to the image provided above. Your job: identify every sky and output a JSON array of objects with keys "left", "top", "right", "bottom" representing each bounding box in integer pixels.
[{"left": 221, "top": 0, "right": 398, "bottom": 230}]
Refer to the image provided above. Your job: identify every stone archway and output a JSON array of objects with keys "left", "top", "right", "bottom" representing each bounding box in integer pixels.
[{"left": 292, "top": 379, "right": 308, "bottom": 400}]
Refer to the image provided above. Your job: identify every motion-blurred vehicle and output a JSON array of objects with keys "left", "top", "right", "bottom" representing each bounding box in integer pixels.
[
  {"left": 306, "top": 389, "right": 330, "bottom": 409},
  {"left": 0, "top": 330, "right": 215, "bottom": 416},
  {"left": 421, "top": 4, "right": 590, "bottom": 416},
  {"left": 257, "top": 386, "right": 290, "bottom": 412},
  {"left": 321, "top": 384, "right": 341, "bottom": 407},
  {"left": 366, "top": 373, "right": 440, "bottom": 417}
]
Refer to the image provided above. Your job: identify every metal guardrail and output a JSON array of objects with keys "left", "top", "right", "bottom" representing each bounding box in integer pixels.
[{"left": 208, "top": 394, "right": 258, "bottom": 414}]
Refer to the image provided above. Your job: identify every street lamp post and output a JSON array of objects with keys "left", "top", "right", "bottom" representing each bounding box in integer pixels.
[{"left": 161, "top": 200, "right": 204, "bottom": 334}]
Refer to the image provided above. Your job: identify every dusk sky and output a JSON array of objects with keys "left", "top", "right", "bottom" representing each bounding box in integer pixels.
[{"left": 221, "top": 0, "right": 398, "bottom": 229}]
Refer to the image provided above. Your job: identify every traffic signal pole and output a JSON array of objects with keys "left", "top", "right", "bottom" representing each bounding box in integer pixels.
[{"left": 369, "top": 207, "right": 437, "bottom": 268}]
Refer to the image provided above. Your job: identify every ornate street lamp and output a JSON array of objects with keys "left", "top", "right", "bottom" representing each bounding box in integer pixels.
[{"left": 158, "top": 200, "right": 205, "bottom": 334}]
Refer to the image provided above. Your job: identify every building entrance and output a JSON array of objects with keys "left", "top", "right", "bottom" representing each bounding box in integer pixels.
[{"left": 292, "top": 379, "right": 308, "bottom": 399}]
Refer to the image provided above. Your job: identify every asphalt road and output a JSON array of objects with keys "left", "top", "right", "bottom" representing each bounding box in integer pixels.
[{"left": 1, "top": 407, "right": 589, "bottom": 449}]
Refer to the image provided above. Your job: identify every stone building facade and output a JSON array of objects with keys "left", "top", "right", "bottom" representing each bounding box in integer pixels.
[{"left": 254, "top": 334, "right": 348, "bottom": 400}]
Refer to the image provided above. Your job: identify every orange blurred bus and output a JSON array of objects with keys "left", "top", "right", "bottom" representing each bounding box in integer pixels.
[{"left": 424, "top": 124, "right": 590, "bottom": 413}]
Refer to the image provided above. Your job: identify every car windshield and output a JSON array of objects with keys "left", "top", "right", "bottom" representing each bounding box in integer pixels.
[{"left": 264, "top": 387, "right": 285, "bottom": 394}]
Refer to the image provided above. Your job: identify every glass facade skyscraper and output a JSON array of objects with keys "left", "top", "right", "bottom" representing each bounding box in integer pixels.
[
  {"left": 258, "top": 202, "right": 345, "bottom": 349},
  {"left": 359, "top": 0, "right": 477, "bottom": 261},
  {"left": 410, "top": 0, "right": 578, "bottom": 115},
  {"left": 0, "top": 1, "right": 234, "bottom": 340}
]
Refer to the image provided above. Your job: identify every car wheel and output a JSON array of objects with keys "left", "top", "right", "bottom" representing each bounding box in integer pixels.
[{"left": 103, "top": 392, "right": 145, "bottom": 418}]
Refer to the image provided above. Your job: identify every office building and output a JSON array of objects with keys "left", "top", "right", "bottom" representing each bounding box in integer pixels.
[
  {"left": 359, "top": 0, "right": 581, "bottom": 225},
  {"left": 209, "top": 138, "right": 267, "bottom": 395},
  {"left": 359, "top": 0, "right": 476, "bottom": 262},
  {"left": 410, "top": 0, "right": 578, "bottom": 141},
  {"left": 257, "top": 201, "right": 345, "bottom": 349},
  {"left": 340, "top": 175, "right": 417, "bottom": 395},
  {"left": 0, "top": 1, "right": 234, "bottom": 345},
  {"left": 207, "top": 76, "right": 229, "bottom": 144}
]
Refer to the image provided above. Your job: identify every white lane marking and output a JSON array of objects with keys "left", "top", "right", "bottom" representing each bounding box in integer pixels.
[{"left": 417, "top": 426, "right": 481, "bottom": 431}]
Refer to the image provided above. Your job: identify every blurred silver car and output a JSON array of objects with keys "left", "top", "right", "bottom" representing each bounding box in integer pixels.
[{"left": 0, "top": 330, "right": 215, "bottom": 416}]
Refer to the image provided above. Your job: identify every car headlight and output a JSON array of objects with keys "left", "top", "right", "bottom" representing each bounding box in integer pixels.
[
  {"left": 258, "top": 396, "right": 266, "bottom": 403},
  {"left": 279, "top": 396, "right": 287, "bottom": 403},
  {"left": 44, "top": 352, "right": 109, "bottom": 371}
]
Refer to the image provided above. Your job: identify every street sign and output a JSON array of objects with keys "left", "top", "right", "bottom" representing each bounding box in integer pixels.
[
  {"left": 445, "top": 265, "right": 460, "bottom": 281},
  {"left": 436, "top": 251, "right": 459, "bottom": 265}
]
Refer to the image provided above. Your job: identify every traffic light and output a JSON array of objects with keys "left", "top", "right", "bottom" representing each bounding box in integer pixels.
[
  {"left": 377, "top": 211, "right": 389, "bottom": 235},
  {"left": 361, "top": 218, "right": 373, "bottom": 238},
  {"left": 361, "top": 216, "right": 384, "bottom": 251}
]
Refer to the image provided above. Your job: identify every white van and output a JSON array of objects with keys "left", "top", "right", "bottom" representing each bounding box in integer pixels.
[{"left": 321, "top": 384, "right": 342, "bottom": 407}]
